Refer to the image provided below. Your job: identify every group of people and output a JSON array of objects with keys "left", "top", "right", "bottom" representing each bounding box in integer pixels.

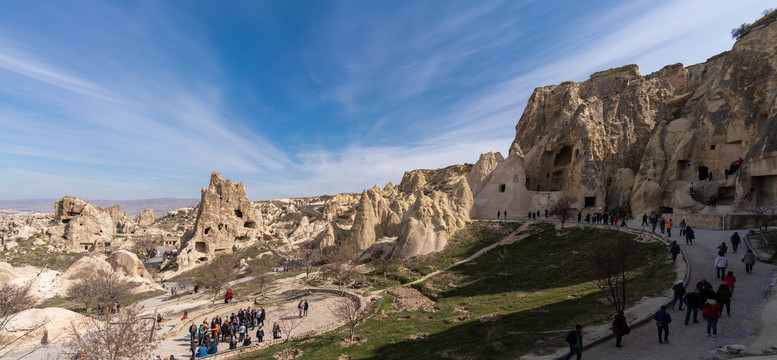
[
  {"left": 527, "top": 209, "right": 548, "bottom": 220},
  {"left": 187, "top": 305, "right": 268, "bottom": 358},
  {"left": 224, "top": 289, "right": 234, "bottom": 304},
  {"left": 95, "top": 302, "right": 120, "bottom": 316},
  {"left": 581, "top": 212, "right": 626, "bottom": 227},
  {"left": 496, "top": 210, "right": 508, "bottom": 219},
  {"left": 297, "top": 299, "right": 310, "bottom": 318}
]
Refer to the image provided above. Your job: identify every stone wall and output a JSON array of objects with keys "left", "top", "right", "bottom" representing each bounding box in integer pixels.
[{"left": 672, "top": 213, "right": 724, "bottom": 229}]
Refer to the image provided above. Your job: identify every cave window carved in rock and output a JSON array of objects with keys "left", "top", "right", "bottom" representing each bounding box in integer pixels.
[
  {"left": 235, "top": 209, "right": 243, "bottom": 218},
  {"left": 62, "top": 219, "right": 70, "bottom": 224},
  {"left": 660, "top": 206, "right": 673, "bottom": 214},
  {"left": 195, "top": 241, "right": 206, "bottom": 252},
  {"left": 204, "top": 227, "right": 211, "bottom": 235},
  {"left": 584, "top": 196, "right": 596, "bottom": 207},
  {"left": 677, "top": 160, "right": 691, "bottom": 180},
  {"left": 554, "top": 146, "right": 573, "bottom": 166},
  {"left": 244, "top": 221, "right": 257, "bottom": 229},
  {"left": 698, "top": 166, "right": 709, "bottom": 180},
  {"left": 218, "top": 224, "right": 223, "bottom": 231},
  {"left": 551, "top": 170, "right": 566, "bottom": 191},
  {"left": 499, "top": 184, "right": 506, "bottom": 192},
  {"left": 710, "top": 144, "right": 716, "bottom": 150}
]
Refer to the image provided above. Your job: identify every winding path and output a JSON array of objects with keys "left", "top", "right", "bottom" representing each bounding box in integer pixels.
[{"left": 563, "top": 223, "right": 776, "bottom": 359}]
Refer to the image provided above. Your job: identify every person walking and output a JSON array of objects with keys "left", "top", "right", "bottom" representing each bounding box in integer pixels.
[
  {"left": 730, "top": 232, "right": 741, "bottom": 253},
  {"left": 702, "top": 300, "right": 721, "bottom": 337},
  {"left": 684, "top": 288, "right": 702, "bottom": 324},
  {"left": 724, "top": 271, "right": 736, "bottom": 295},
  {"left": 611, "top": 311, "right": 629, "bottom": 348},
  {"left": 743, "top": 250, "right": 756, "bottom": 273},
  {"left": 298, "top": 300, "right": 304, "bottom": 318},
  {"left": 565, "top": 325, "right": 583, "bottom": 360},
  {"left": 717, "top": 242, "right": 728, "bottom": 254},
  {"left": 659, "top": 217, "right": 666, "bottom": 234},
  {"left": 497, "top": 210, "right": 501, "bottom": 219},
  {"left": 717, "top": 284, "right": 732, "bottom": 317},
  {"left": 642, "top": 213, "right": 648, "bottom": 226},
  {"left": 715, "top": 253, "right": 728, "bottom": 279},
  {"left": 669, "top": 241, "right": 681, "bottom": 262},
  {"left": 685, "top": 226, "right": 694, "bottom": 245},
  {"left": 666, "top": 219, "right": 673, "bottom": 237},
  {"left": 304, "top": 300, "right": 309, "bottom": 316},
  {"left": 654, "top": 306, "right": 671, "bottom": 343},
  {"left": 679, "top": 219, "right": 686, "bottom": 236},
  {"left": 671, "top": 280, "right": 685, "bottom": 310}
]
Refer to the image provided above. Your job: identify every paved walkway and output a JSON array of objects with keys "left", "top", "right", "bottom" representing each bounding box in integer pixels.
[{"left": 581, "top": 226, "right": 776, "bottom": 359}]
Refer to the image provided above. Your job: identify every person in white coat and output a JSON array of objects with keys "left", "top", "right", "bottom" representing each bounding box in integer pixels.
[{"left": 714, "top": 253, "right": 728, "bottom": 279}]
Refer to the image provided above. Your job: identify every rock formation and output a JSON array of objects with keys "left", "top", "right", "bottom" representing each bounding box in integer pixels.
[
  {"left": 176, "top": 172, "right": 265, "bottom": 270},
  {"left": 136, "top": 209, "right": 155, "bottom": 227},
  {"left": 47, "top": 196, "right": 117, "bottom": 252},
  {"left": 475, "top": 12, "right": 777, "bottom": 217}
]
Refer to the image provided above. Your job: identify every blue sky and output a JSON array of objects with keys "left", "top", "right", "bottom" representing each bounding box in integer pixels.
[{"left": 0, "top": 0, "right": 772, "bottom": 200}]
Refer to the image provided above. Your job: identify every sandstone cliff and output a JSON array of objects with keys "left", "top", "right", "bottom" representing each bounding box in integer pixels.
[{"left": 475, "top": 12, "right": 777, "bottom": 217}]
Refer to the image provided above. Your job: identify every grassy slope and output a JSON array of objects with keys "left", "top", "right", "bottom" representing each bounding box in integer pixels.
[{"left": 237, "top": 223, "right": 672, "bottom": 360}]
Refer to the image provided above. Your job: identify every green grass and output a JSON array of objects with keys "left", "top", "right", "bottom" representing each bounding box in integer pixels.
[
  {"left": 235, "top": 225, "right": 672, "bottom": 360},
  {"left": 169, "top": 243, "right": 280, "bottom": 282},
  {"left": 0, "top": 234, "right": 87, "bottom": 271}
]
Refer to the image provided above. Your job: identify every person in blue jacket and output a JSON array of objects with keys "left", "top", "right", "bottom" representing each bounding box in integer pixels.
[
  {"left": 197, "top": 346, "right": 208, "bottom": 358},
  {"left": 654, "top": 306, "right": 672, "bottom": 343}
]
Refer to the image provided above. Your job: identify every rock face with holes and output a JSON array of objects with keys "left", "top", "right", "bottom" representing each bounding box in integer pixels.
[
  {"left": 475, "top": 13, "right": 777, "bottom": 217},
  {"left": 136, "top": 209, "right": 155, "bottom": 227},
  {"left": 176, "top": 172, "right": 264, "bottom": 270},
  {"left": 46, "top": 196, "right": 117, "bottom": 252}
]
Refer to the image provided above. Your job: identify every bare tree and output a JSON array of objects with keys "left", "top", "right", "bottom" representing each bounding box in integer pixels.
[
  {"left": 577, "top": 236, "right": 637, "bottom": 312},
  {"left": 94, "top": 269, "right": 133, "bottom": 305},
  {"left": 371, "top": 256, "right": 395, "bottom": 283},
  {"left": 132, "top": 235, "right": 158, "bottom": 260},
  {"left": 321, "top": 243, "right": 357, "bottom": 295},
  {"left": 495, "top": 248, "right": 510, "bottom": 276},
  {"left": 278, "top": 313, "right": 305, "bottom": 342},
  {"left": 549, "top": 195, "right": 575, "bottom": 229},
  {"left": 744, "top": 200, "right": 777, "bottom": 233},
  {"left": 202, "top": 257, "right": 237, "bottom": 304},
  {"left": 67, "top": 304, "right": 158, "bottom": 360},
  {"left": 297, "top": 247, "right": 319, "bottom": 280},
  {"left": 329, "top": 297, "right": 361, "bottom": 342},
  {"left": 0, "top": 283, "right": 44, "bottom": 358},
  {"left": 248, "top": 258, "right": 275, "bottom": 300},
  {"left": 68, "top": 269, "right": 132, "bottom": 312},
  {"left": 66, "top": 277, "right": 97, "bottom": 313}
]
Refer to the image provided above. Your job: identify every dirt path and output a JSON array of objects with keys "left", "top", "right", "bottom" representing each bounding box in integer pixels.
[
  {"left": 153, "top": 291, "right": 347, "bottom": 359},
  {"left": 407, "top": 222, "right": 531, "bottom": 286}
]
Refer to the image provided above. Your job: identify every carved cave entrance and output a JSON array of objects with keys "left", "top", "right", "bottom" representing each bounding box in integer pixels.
[
  {"left": 584, "top": 196, "right": 596, "bottom": 207},
  {"left": 698, "top": 166, "right": 709, "bottom": 180}
]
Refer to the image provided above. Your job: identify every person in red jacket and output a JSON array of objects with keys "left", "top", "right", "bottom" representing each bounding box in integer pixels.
[
  {"left": 702, "top": 300, "right": 721, "bottom": 337},
  {"left": 611, "top": 311, "right": 629, "bottom": 347}
]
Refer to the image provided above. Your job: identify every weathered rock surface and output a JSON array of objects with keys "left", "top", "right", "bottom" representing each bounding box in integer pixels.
[
  {"left": 48, "top": 196, "right": 117, "bottom": 252},
  {"left": 176, "top": 172, "right": 265, "bottom": 270},
  {"left": 136, "top": 208, "right": 155, "bottom": 227},
  {"left": 475, "top": 13, "right": 777, "bottom": 217}
]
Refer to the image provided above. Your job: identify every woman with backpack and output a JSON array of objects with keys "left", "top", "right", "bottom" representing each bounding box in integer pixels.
[{"left": 611, "top": 311, "right": 629, "bottom": 347}]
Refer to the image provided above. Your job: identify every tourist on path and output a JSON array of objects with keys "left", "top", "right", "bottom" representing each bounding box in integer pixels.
[
  {"left": 714, "top": 253, "right": 728, "bottom": 279},
  {"left": 497, "top": 211, "right": 500, "bottom": 219},
  {"left": 685, "top": 226, "right": 695, "bottom": 245},
  {"left": 565, "top": 325, "right": 583, "bottom": 360},
  {"left": 642, "top": 213, "right": 648, "bottom": 226},
  {"left": 611, "top": 311, "right": 629, "bottom": 348},
  {"left": 653, "top": 306, "right": 671, "bottom": 343},
  {"left": 730, "top": 232, "right": 741, "bottom": 253},
  {"left": 304, "top": 299, "right": 309, "bottom": 316},
  {"left": 684, "top": 288, "right": 702, "bottom": 324},
  {"left": 717, "top": 242, "right": 728, "bottom": 254},
  {"left": 679, "top": 219, "right": 686, "bottom": 236},
  {"left": 702, "top": 300, "right": 721, "bottom": 337},
  {"left": 717, "top": 284, "right": 732, "bottom": 317},
  {"left": 666, "top": 219, "right": 673, "bottom": 237},
  {"left": 724, "top": 271, "right": 736, "bottom": 295},
  {"left": 298, "top": 300, "right": 304, "bottom": 318},
  {"left": 671, "top": 280, "right": 685, "bottom": 309},
  {"left": 743, "top": 250, "right": 756, "bottom": 273},
  {"left": 669, "top": 241, "right": 681, "bottom": 262},
  {"left": 578, "top": 212, "right": 582, "bottom": 222}
]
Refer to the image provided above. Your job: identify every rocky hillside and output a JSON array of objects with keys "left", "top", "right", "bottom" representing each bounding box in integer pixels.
[{"left": 474, "top": 11, "right": 777, "bottom": 217}]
